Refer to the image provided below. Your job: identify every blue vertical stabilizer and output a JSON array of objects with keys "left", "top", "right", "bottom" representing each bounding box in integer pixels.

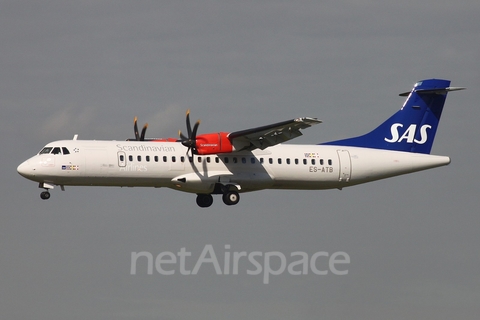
[{"left": 322, "top": 79, "right": 464, "bottom": 154}]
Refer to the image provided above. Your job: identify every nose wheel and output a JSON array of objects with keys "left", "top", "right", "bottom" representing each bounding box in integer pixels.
[{"left": 40, "top": 191, "right": 51, "bottom": 200}]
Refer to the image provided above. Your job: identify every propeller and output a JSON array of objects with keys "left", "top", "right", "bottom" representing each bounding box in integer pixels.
[
  {"left": 178, "top": 110, "right": 200, "bottom": 155},
  {"left": 133, "top": 117, "right": 148, "bottom": 141}
]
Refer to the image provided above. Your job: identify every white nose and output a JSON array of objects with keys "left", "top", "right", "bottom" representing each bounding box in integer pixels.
[{"left": 17, "top": 160, "right": 35, "bottom": 179}]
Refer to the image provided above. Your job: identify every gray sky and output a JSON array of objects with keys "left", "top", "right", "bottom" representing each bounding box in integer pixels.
[{"left": 2, "top": 1, "right": 480, "bottom": 319}]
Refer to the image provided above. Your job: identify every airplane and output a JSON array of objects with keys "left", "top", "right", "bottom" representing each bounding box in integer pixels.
[{"left": 17, "top": 79, "right": 464, "bottom": 207}]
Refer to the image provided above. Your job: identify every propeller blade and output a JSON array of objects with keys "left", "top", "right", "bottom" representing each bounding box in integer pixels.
[
  {"left": 140, "top": 123, "right": 148, "bottom": 141},
  {"left": 190, "top": 120, "right": 200, "bottom": 154},
  {"left": 186, "top": 109, "right": 192, "bottom": 137},
  {"left": 134, "top": 117, "right": 140, "bottom": 141},
  {"left": 179, "top": 130, "right": 188, "bottom": 142},
  {"left": 191, "top": 120, "right": 200, "bottom": 140},
  {"left": 179, "top": 110, "right": 201, "bottom": 156}
]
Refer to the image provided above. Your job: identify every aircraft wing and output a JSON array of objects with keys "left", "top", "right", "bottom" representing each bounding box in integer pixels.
[{"left": 228, "top": 117, "right": 322, "bottom": 151}]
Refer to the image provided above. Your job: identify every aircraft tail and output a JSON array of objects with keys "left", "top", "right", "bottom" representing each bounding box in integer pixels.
[{"left": 322, "top": 79, "right": 464, "bottom": 154}]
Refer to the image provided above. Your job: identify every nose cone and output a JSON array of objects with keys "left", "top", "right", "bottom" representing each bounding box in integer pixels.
[{"left": 17, "top": 159, "right": 35, "bottom": 179}]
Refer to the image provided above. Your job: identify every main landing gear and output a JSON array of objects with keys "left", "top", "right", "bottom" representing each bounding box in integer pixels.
[
  {"left": 196, "top": 194, "right": 214, "bottom": 208},
  {"left": 196, "top": 185, "right": 240, "bottom": 208},
  {"left": 222, "top": 191, "right": 240, "bottom": 206}
]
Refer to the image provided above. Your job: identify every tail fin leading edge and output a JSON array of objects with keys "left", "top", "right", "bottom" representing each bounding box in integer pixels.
[{"left": 322, "top": 79, "right": 464, "bottom": 154}]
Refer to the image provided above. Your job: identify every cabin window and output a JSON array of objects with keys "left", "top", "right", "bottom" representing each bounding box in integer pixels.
[
  {"left": 286, "top": 158, "right": 290, "bottom": 165},
  {"left": 328, "top": 159, "right": 332, "bottom": 165},
  {"left": 129, "top": 155, "right": 133, "bottom": 162},
  {"left": 62, "top": 147, "right": 70, "bottom": 155},
  {"left": 269, "top": 158, "right": 273, "bottom": 164},
  {"left": 303, "top": 159, "right": 307, "bottom": 165},
  {"left": 119, "top": 155, "right": 125, "bottom": 162},
  {"left": 311, "top": 159, "right": 315, "bottom": 165},
  {"left": 146, "top": 156, "right": 150, "bottom": 162},
  {"left": 295, "top": 159, "right": 299, "bottom": 165},
  {"left": 260, "top": 158, "right": 264, "bottom": 164},
  {"left": 233, "top": 157, "right": 238, "bottom": 163},
  {"left": 197, "top": 157, "right": 202, "bottom": 163},
  {"left": 242, "top": 157, "right": 246, "bottom": 164},
  {"left": 189, "top": 157, "right": 193, "bottom": 163},
  {"left": 250, "top": 157, "right": 255, "bottom": 164},
  {"left": 137, "top": 155, "right": 142, "bottom": 162},
  {"left": 224, "top": 157, "right": 229, "bottom": 164},
  {"left": 207, "top": 157, "right": 211, "bottom": 163},
  {"left": 172, "top": 156, "right": 176, "bottom": 162},
  {"left": 320, "top": 159, "right": 324, "bottom": 165},
  {"left": 154, "top": 156, "right": 159, "bottom": 162},
  {"left": 163, "top": 156, "right": 167, "bottom": 162},
  {"left": 215, "top": 157, "right": 220, "bottom": 163},
  {"left": 180, "top": 156, "right": 185, "bottom": 163}
]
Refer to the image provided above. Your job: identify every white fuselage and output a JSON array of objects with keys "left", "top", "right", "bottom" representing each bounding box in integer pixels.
[{"left": 17, "top": 139, "right": 451, "bottom": 194}]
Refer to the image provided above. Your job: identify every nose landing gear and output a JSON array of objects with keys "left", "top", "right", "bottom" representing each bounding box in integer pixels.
[{"left": 38, "top": 182, "right": 58, "bottom": 200}]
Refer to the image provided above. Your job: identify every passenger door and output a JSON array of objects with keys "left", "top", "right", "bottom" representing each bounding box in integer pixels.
[{"left": 337, "top": 150, "right": 351, "bottom": 182}]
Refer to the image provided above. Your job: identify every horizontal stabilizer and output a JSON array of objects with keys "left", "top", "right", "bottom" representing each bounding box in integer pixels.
[{"left": 399, "top": 86, "right": 466, "bottom": 96}]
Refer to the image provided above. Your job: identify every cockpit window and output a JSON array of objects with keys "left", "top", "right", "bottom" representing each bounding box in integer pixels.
[
  {"left": 38, "top": 146, "right": 71, "bottom": 155},
  {"left": 39, "top": 147, "right": 53, "bottom": 154}
]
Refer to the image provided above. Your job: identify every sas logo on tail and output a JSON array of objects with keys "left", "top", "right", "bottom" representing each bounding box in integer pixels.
[{"left": 384, "top": 124, "right": 431, "bottom": 144}]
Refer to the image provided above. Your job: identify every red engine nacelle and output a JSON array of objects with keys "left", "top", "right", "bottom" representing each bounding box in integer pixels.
[{"left": 195, "top": 132, "right": 233, "bottom": 155}]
